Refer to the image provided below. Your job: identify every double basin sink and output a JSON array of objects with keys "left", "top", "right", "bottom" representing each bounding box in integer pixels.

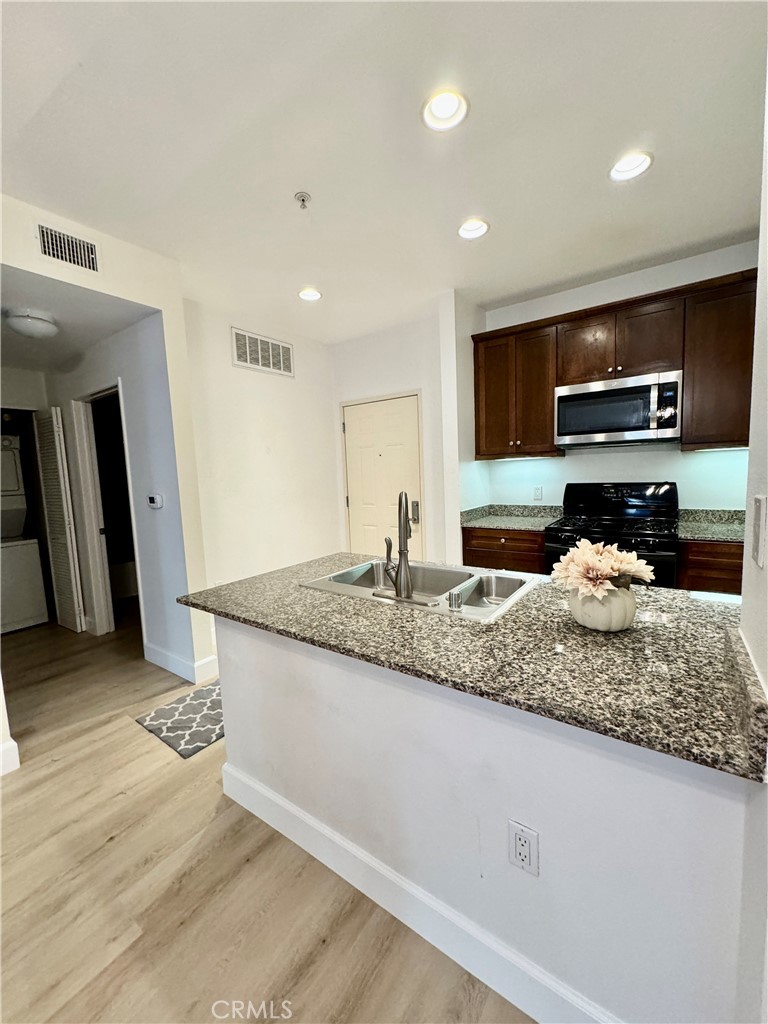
[{"left": 302, "top": 559, "right": 538, "bottom": 623}]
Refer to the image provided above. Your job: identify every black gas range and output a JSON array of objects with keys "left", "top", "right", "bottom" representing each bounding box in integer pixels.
[{"left": 544, "top": 482, "right": 679, "bottom": 587}]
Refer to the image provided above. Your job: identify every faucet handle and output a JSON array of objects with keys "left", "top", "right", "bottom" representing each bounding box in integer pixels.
[{"left": 385, "top": 536, "right": 393, "bottom": 564}]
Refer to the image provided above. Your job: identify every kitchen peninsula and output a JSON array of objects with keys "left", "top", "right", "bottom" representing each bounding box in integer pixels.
[{"left": 180, "top": 555, "right": 767, "bottom": 1024}]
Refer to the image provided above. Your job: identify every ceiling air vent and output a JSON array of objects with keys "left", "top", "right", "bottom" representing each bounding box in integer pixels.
[
  {"left": 39, "top": 224, "right": 99, "bottom": 271},
  {"left": 232, "top": 327, "right": 294, "bottom": 377}
]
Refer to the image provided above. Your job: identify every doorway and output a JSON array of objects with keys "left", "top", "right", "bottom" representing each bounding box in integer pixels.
[
  {"left": 342, "top": 395, "right": 424, "bottom": 558},
  {"left": 72, "top": 386, "right": 140, "bottom": 635},
  {"left": 90, "top": 391, "right": 138, "bottom": 627}
]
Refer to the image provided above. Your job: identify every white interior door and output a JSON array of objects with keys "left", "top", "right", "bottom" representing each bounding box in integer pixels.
[
  {"left": 35, "top": 408, "right": 86, "bottom": 633},
  {"left": 344, "top": 395, "right": 423, "bottom": 559}
]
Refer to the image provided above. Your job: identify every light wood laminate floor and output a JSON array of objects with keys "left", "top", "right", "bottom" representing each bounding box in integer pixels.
[{"left": 1, "top": 611, "right": 533, "bottom": 1024}]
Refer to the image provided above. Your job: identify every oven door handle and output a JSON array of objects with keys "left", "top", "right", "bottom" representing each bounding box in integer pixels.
[{"left": 649, "top": 383, "right": 659, "bottom": 431}]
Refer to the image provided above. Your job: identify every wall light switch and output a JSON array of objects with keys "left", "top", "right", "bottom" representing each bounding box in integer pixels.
[
  {"left": 752, "top": 495, "right": 767, "bottom": 569},
  {"left": 533, "top": 486, "right": 543, "bottom": 503}
]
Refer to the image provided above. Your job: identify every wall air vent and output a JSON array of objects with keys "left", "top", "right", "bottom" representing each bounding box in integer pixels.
[
  {"left": 39, "top": 224, "right": 99, "bottom": 271},
  {"left": 232, "top": 327, "right": 294, "bottom": 377}
]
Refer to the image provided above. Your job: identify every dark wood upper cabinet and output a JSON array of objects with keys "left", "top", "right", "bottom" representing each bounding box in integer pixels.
[
  {"left": 682, "top": 281, "right": 756, "bottom": 450},
  {"left": 474, "top": 328, "right": 559, "bottom": 459},
  {"left": 473, "top": 269, "right": 756, "bottom": 460},
  {"left": 615, "top": 298, "right": 684, "bottom": 377},
  {"left": 556, "top": 315, "right": 616, "bottom": 386},
  {"left": 474, "top": 337, "right": 514, "bottom": 456},
  {"left": 515, "top": 327, "right": 556, "bottom": 453}
]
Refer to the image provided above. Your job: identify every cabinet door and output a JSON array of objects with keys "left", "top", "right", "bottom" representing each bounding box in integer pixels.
[
  {"left": 515, "top": 327, "right": 557, "bottom": 453},
  {"left": 474, "top": 338, "right": 515, "bottom": 456},
  {"left": 677, "top": 541, "right": 743, "bottom": 594},
  {"left": 556, "top": 314, "right": 616, "bottom": 386},
  {"left": 615, "top": 298, "right": 683, "bottom": 377},
  {"left": 682, "top": 282, "right": 756, "bottom": 449}
]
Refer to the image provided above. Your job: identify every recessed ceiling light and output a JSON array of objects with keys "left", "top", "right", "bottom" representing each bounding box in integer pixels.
[
  {"left": 609, "top": 152, "right": 653, "bottom": 182},
  {"left": 298, "top": 287, "right": 322, "bottom": 302},
  {"left": 422, "top": 91, "right": 469, "bottom": 132},
  {"left": 4, "top": 307, "right": 59, "bottom": 339},
  {"left": 458, "top": 218, "right": 489, "bottom": 240}
]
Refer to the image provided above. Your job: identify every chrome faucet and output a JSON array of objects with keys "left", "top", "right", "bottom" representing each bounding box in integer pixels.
[{"left": 384, "top": 491, "right": 413, "bottom": 599}]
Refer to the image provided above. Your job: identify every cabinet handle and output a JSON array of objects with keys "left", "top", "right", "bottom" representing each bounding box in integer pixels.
[
  {"left": 617, "top": 365, "right": 623, "bottom": 371},
  {"left": 509, "top": 441, "right": 514, "bottom": 446},
  {"left": 516, "top": 440, "right": 521, "bottom": 446},
  {"left": 500, "top": 537, "right": 506, "bottom": 544},
  {"left": 608, "top": 367, "right": 613, "bottom": 373}
]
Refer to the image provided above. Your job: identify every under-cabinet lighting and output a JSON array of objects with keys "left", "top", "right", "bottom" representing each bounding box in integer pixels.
[{"left": 609, "top": 152, "right": 653, "bottom": 181}]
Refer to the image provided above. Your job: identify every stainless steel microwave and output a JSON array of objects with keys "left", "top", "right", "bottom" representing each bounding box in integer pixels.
[{"left": 554, "top": 370, "right": 683, "bottom": 447}]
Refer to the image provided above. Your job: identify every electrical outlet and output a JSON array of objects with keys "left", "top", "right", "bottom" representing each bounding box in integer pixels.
[
  {"left": 508, "top": 820, "right": 539, "bottom": 876},
  {"left": 533, "top": 485, "right": 543, "bottom": 502}
]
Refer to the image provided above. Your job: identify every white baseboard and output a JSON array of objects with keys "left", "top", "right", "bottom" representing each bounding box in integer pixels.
[
  {"left": 222, "top": 762, "right": 621, "bottom": 1024},
  {"left": 143, "top": 643, "right": 219, "bottom": 683},
  {"left": 1, "top": 738, "right": 20, "bottom": 775}
]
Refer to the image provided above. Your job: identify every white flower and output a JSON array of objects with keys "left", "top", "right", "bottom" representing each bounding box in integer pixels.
[{"left": 550, "top": 538, "right": 655, "bottom": 596}]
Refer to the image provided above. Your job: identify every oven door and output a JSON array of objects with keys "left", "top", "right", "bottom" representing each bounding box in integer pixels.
[{"left": 554, "top": 371, "right": 682, "bottom": 447}]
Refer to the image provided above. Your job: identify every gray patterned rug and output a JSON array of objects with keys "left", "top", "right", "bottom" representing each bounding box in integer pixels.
[{"left": 136, "top": 682, "right": 223, "bottom": 758}]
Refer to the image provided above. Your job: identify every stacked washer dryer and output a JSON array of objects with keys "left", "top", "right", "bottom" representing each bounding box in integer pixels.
[{"left": 1, "top": 435, "right": 48, "bottom": 633}]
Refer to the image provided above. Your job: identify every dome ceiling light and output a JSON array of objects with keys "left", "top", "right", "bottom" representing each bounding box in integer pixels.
[
  {"left": 609, "top": 152, "right": 653, "bottom": 182},
  {"left": 422, "top": 91, "right": 469, "bottom": 132},
  {"left": 298, "top": 288, "right": 322, "bottom": 302},
  {"left": 4, "top": 308, "right": 59, "bottom": 339}
]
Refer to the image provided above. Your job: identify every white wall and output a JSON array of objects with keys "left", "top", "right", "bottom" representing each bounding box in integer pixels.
[
  {"left": 476, "top": 242, "right": 760, "bottom": 512},
  {"left": 1, "top": 195, "right": 213, "bottom": 669},
  {"left": 46, "top": 314, "right": 209, "bottom": 681},
  {"left": 0, "top": 671, "right": 20, "bottom": 775},
  {"left": 1, "top": 366, "right": 48, "bottom": 411},
  {"left": 454, "top": 293, "right": 491, "bottom": 514},
  {"left": 485, "top": 241, "right": 760, "bottom": 332},
  {"left": 739, "top": 66, "right": 768, "bottom": 1024},
  {"left": 184, "top": 299, "right": 341, "bottom": 584},
  {"left": 741, "top": 70, "right": 768, "bottom": 689},
  {"left": 331, "top": 312, "right": 449, "bottom": 562},
  {"left": 488, "top": 447, "right": 749, "bottom": 510},
  {"left": 220, "top": 621, "right": 765, "bottom": 1024}
]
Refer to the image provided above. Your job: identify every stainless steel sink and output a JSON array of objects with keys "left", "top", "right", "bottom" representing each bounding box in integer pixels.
[
  {"left": 303, "top": 559, "right": 538, "bottom": 623},
  {"left": 459, "top": 574, "right": 527, "bottom": 607}
]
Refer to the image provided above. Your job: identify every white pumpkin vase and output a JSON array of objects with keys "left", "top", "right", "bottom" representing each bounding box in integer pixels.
[
  {"left": 551, "top": 539, "right": 655, "bottom": 634},
  {"left": 568, "top": 584, "right": 637, "bottom": 633}
]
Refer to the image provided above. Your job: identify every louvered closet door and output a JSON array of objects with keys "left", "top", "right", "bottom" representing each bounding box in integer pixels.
[
  {"left": 344, "top": 396, "right": 423, "bottom": 559},
  {"left": 35, "top": 408, "right": 85, "bottom": 632}
]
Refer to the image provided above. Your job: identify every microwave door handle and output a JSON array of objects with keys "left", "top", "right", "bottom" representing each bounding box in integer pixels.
[{"left": 649, "top": 384, "right": 659, "bottom": 431}]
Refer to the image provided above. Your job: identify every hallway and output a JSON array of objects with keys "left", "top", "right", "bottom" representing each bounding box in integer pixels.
[{"left": 0, "top": 618, "right": 529, "bottom": 1024}]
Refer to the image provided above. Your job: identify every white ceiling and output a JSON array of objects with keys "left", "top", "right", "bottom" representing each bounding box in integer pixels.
[
  {"left": 2, "top": 2, "right": 766, "bottom": 345},
  {"left": 1, "top": 265, "right": 156, "bottom": 371}
]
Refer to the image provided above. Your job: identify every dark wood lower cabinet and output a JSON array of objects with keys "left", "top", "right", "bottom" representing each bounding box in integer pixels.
[
  {"left": 677, "top": 540, "right": 744, "bottom": 595},
  {"left": 462, "top": 528, "right": 546, "bottom": 574}
]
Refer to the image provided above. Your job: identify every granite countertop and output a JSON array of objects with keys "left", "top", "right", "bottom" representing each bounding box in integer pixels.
[
  {"left": 461, "top": 504, "right": 560, "bottom": 532},
  {"left": 678, "top": 510, "right": 746, "bottom": 544},
  {"left": 461, "top": 505, "right": 747, "bottom": 543},
  {"left": 180, "top": 553, "right": 767, "bottom": 783}
]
